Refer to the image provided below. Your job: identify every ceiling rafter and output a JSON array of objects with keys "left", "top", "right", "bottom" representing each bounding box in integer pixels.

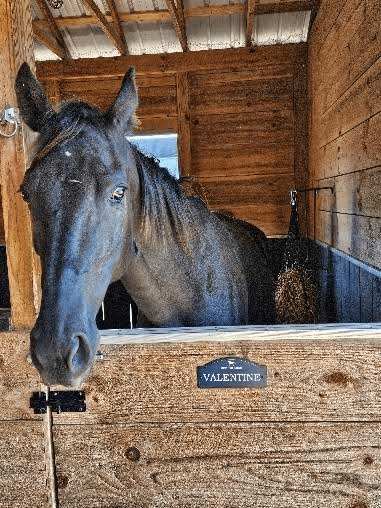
[
  {"left": 34, "top": 0, "right": 70, "bottom": 59},
  {"left": 80, "top": 0, "right": 128, "bottom": 55},
  {"left": 104, "top": 0, "right": 129, "bottom": 55},
  {"left": 33, "top": 26, "right": 67, "bottom": 60},
  {"left": 245, "top": 0, "right": 256, "bottom": 47},
  {"left": 164, "top": 0, "right": 188, "bottom": 52}
]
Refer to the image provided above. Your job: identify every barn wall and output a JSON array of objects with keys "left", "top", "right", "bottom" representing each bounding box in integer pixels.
[
  {"left": 37, "top": 45, "right": 307, "bottom": 237},
  {"left": 307, "top": 0, "right": 381, "bottom": 270}
]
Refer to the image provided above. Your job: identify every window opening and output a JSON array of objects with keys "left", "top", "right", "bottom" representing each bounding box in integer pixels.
[{"left": 127, "top": 133, "right": 179, "bottom": 179}]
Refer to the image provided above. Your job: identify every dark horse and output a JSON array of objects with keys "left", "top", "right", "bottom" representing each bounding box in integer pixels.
[{"left": 16, "top": 63, "right": 275, "bottom": 386}]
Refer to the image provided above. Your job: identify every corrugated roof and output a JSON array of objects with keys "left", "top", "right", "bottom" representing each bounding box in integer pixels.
[{"left": 32, "top": 0, "right": 311, "bottom": 60}]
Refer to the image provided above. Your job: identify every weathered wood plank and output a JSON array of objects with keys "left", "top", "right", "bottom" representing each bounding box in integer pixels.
[
  {"left": 209, "top": 203, "right": 291, "bottom": 236},
  {"left": 190, "top": 144, "right": 294, "bottom": 178},
  {"left": 0, "top": 0, "right": 40, "bottom": 328},
  {"left": 46, "top": 325, "right": 381, "bottom": 424},
  {"left": 318, "top": 0, "right": 381, "bottom": 115},
  {"left": 189, "top": 75, "right": 293, "bottom": 115},
  {"left": 308, "top": 0, "right": 347, "bottom": 60},
  {"left": 53, "top": 421, "right": 381, "bottom": 507},
  {"left": 314, "top": 56, "right": 381, "bottom": 150},
  {"left": 315, "top": 212, "right": 381, "bottom": 270},
  {"left": 0, "top": 331, "right": 44, "bottom": 421},
  {"left": 199, "top": 174, "right": 294, "bottom": 207},
  {"left": 36, "top": 44, "right": 307, "bottom": 80},
  {"left": 316, "top": 112, "right": 381, "bottom": 180},
  {"left": 315, "top": 167, "right": 381, "bottom": 218},
  {"left": 191, "top": 110, "right": 294, "bottom": 148},
  {"left": 0, "top": 421, "right": 49, "bottom": 508},
  {"left": 59, "top": 84, "right": 178, "bottom": 117}
]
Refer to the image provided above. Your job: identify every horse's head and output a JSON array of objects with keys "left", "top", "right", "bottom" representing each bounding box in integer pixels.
[{"left": 16, "top": 63, "right": 139, "bottom": 386}]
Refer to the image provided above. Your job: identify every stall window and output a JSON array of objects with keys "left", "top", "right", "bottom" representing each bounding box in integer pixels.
[{"left": 127, "top": 133, "right": 179, "bottom": 179}]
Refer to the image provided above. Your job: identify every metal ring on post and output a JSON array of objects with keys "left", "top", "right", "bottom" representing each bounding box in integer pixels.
[{"left": 0, "top": 120, "right": 18, "bottom": 137}]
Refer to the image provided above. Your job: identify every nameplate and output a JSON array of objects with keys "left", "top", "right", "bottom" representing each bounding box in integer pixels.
[{"left": 197, "top": 357, "right": 267, "bottom": 389}]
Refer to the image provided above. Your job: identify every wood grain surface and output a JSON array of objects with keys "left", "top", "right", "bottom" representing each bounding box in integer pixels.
[
  {"left": 307, "top": 0, "right": 381, "bottom": 269},
  {"left": 53, "top": 421, "right": 381, "bottom": 508}
]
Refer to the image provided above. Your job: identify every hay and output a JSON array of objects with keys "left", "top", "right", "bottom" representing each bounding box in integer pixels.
[{"left": 275, "top": 265, "right": 318, "bottom": 324}]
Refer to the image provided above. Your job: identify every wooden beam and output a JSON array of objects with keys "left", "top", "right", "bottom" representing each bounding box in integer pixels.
[
  {"left": 34, "top": 0, "right": 70, "bottom": 59},
  {"left": 37, "top": 44, "right": 307, "bottom": 80},
  {"left": 245, "top": 0, "right": 256, "bottom": 47},
  {"left": 104, "top": 0, "right": 129, "bottom": 55},
  {"left": 165, "top": 0, "right": 188, "bottom": 52},
  {"left": 176, "top": 72, "right": 192, "bottom": 175},
  {"left": 33, "top": 26, "right": 67, "bottom": 60},
  {"left": 0, "top": 0, "right": 40, "bottom": 328},
  {"left": 32, "top": 0, "right": 318, "bottom": 31},
  {"left": 80, "top": 0, "right": 127, "bottom": 55}
]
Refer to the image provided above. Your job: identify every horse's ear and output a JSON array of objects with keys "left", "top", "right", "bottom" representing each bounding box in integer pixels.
[
  {"left": 106, "top": 67, "right": 138, "bottom": 133},
  {"left": 15, "top": 62, "right": 56, "bottom": 133}
]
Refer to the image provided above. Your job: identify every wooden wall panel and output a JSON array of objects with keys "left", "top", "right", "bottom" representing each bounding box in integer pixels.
[{"left": 307, "top": 0, "right": 381, "bottom": 269}]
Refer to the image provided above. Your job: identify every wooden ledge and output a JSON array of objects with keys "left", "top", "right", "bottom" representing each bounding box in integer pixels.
[{"left": 99, "top": 322, "right": 381, "bottom": 345}]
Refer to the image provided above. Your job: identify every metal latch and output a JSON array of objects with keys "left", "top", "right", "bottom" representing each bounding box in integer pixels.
[{"left": 30, "top": 390, "right": 86, "bottom": 414}]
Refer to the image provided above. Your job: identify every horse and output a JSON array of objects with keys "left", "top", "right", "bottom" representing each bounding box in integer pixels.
[{"left": 15, "top": 63, "right": 276, "bottom": 386}]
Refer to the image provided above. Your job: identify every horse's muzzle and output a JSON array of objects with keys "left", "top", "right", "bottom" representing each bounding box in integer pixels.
[{"left": 30, "top": 327, "right": 96, "bottom": 387}]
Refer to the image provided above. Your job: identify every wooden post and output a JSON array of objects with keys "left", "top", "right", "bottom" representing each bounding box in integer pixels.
[
  {"left": 0, "top": 0, "right": 40, "bottom": 329},
  {"left": 176, "top": 72, "right": 192, "bottom": 176}
]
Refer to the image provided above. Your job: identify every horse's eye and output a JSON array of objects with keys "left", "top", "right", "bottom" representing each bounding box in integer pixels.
[{"left": 111, "top": 186, "right": 126, "bottom": 202}]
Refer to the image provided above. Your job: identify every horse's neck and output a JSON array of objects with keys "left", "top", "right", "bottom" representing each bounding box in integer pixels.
[{"left": 121, "top": 193, "right": 207, "bottom": 326}]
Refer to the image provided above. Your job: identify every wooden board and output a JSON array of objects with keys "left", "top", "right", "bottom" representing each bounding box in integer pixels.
[
  {"left": 315, "top": 212, "right": 381, "bottom": 270},
  {"left": 45, "top": 324, "right": 381, "bottom": 425},
  {"left": 36, "top": 45, "right": 306, "bottom": 80},
  {"left": 0, "top": 331, "right": 44, "bottom": 420},
  {"left": 53, "top": 421, "right": 381, "bottom": 508},
  {"left": 0, "top": 422, "right": 49, "bottom": 508},
  {"left": 316, "top": 113, "right": 381, "bottom": 180},
  {"left": 0, "top": 331, "right": 52, "bottom": 507}
]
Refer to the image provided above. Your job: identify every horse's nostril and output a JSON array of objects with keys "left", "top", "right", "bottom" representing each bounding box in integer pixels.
[{"left": 67, "top": 334, "right": 91, "bottom": 373}]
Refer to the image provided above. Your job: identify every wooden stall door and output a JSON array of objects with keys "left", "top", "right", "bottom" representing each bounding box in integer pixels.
[{"left": 48, "top": 325, "right": 381, "bottom": 508}]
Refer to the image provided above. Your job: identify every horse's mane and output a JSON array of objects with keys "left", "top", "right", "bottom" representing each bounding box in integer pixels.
[{"left": 132, "top": 146, "right": 207, "bottom": 249}]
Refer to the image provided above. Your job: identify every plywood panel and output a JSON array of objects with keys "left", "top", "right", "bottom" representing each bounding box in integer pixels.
[{"left": 53, "top": 421, "right": 381, "bottom": 508}]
